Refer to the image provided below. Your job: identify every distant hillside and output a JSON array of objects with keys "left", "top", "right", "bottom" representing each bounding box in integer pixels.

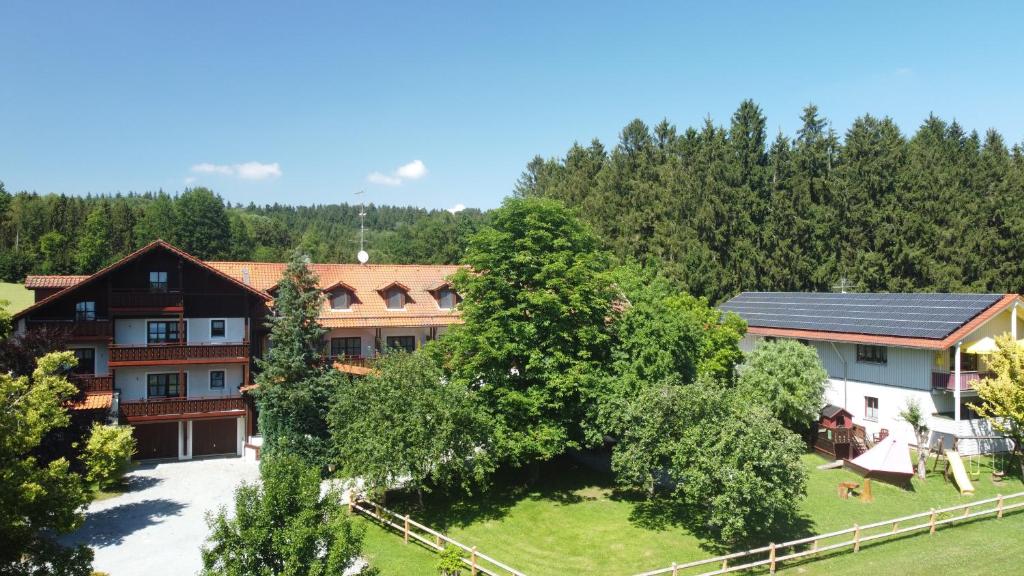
[{"left": 0, "top": 185, "right": 488, "bottom": 282}]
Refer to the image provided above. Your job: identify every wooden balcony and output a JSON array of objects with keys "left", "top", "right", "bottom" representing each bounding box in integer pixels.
[
  {"left": 70, "top": 373, "right": 114, "bottom": 393},
  {"left": 109, "top": 342, "right": 249, "bottom": 366},
  {"left": 331, "top": 354, "right": 377, "bottom": 376},
  {"left": 931, "top": 370, "right": 994, "bottom": 392},
  {"left": 120, "top": 395, "right": 246, "bottom": 421},
  {"left": 109, "top": 290, "right": 183, "bottom": 311},
  {"left": 27, "top": 319, "right": 113, "bottom": 340}
]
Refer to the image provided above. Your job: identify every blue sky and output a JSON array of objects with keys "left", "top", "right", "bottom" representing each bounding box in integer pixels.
[{"left": 1, "top": 1, "right": 1022, "bottom": 211}]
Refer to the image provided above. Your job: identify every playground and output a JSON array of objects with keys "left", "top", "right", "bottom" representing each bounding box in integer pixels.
[{"left": 356, "top": 450, "right": 1023, "bottom": 575}]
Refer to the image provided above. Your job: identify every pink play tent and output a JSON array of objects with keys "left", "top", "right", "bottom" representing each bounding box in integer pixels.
[{"left": 845, "top": 436, "right": 914, "bottom": 482}]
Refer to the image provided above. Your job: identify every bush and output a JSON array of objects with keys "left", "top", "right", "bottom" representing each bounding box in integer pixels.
[
  {"left": 82, "top": 424, "right": 136, "bottom": 489},
  {"left": 437, "top": 545, "right": 465, "bottom": 576},
  {"left": 737, "top": 339, "right": 828, "bottom": 433}
]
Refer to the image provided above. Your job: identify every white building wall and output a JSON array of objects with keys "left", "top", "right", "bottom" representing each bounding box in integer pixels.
[
  {"left": 114, "top": 317, "right": 245, "bottom": 345},
  {"left": 114, "top": 363, "right": 244, "bottom": 401},
  {"left": 325, "top": 326, "right": 438, "bottom": 355},
  {"left": 823, "top": 377, "right": 936, "bottom": 445},
  {"left": 68, "top": 341, "right": 110, "bottom": 375}
]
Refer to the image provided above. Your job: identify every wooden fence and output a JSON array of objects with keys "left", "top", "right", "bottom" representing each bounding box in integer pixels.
[
  {"left": 349, "top": 496, "right": 527, "bottom": 576},
  {"left": 633, "top": 491, "right": 1024, "bottom": 576}
]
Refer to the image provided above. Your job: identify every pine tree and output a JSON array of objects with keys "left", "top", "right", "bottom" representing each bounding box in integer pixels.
[{"left": 76, "top": 202, "right": 113, "bottom": 273}]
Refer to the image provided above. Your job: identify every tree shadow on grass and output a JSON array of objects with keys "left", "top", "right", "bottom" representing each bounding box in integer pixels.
[
  {"left": 66, "top": 498, "right": 185, "bottom": 547},
  {"left": 619, "top": 491, "right": 817, "bottom": 555},
  {"left": 382, "top": 455, "right": 614, "bottom": 530}
]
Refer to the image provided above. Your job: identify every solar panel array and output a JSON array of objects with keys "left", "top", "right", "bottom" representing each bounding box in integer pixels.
[{"left": 719, "top": 292, "right": 1004, "bottom": 340}]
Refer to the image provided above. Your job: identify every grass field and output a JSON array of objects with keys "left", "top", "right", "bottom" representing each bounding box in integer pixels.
[
  {"left": 0, "top": 281, "right": 33, "bottom": 313},
  {"left": 358, "top": 451, "right": 1024, "bottom": 575}
]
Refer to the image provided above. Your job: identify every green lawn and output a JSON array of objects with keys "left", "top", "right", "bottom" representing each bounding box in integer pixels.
[
  {"left": 358, "top": 452, "right": 1024, "bottom": 575},
  {"left": 0, "top": 281, "right": 33, "bottom": 313}
]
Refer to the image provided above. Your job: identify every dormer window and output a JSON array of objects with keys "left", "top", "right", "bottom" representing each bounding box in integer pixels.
[
  {"left": 330, "top": 290, "right": 352, "bottom": 311},
  {"left": 386, "top": 288, "right": 405, "bottom": 310},
  {"left": 437, "top": 288, "right": 457, "bottom": 310},
  {"left": 149, "top": 271, "right": 168, "bottom": 293}
]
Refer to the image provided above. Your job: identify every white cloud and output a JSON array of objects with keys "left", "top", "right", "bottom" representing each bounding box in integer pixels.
[
  {"left": 366, "top": 159, "right": 428, "bottom": 187},
  {"left": 366, "top": 171, "right": 403, "bottom": 186},
  {"left": 190, "top": 161, "right": 282, "bottom": 180},
  {"left": 447, "top": 203, "right": 466, "bottom": 214},
  {"left": 396, "top": 159, "right": 427, "bottom": 180}
]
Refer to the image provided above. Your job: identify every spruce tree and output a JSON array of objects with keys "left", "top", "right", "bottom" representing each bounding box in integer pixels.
[{"left": 253, "top": 252, "right": 336, "bottom": 468}]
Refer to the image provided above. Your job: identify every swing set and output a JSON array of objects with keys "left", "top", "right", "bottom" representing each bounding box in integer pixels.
[{"left": 930, "top": 436, "right": 1009, "bottom": 485}]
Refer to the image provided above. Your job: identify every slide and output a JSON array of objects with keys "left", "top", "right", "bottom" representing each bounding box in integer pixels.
[{"left": 945, "top": 450, "right": 976, "bottom": 495}]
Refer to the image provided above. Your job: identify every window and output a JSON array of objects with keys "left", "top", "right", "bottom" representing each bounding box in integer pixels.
[
  {"left": 949, "top": 348, "right": 979, "bottom": 372},
  {"left": 330, "top": 337, "right": 362, "bottom": 358},
  {"left": 149, "top": 271, "right": 168, "bottom": 293},
  {"left": 437, "top": 288, "right": 457, "bottom": 310},
  {"left": 385, "top": 288, "right": 405, "bottom": 310},
  {"left": 856, "top": 344, "right": 887, "bottom": 365},
  {"left": 865, "top": 396, "right": 879, "bottom": 421},
  {"left": 75, "top": 301, "right": 96, "bottom": 321},
  {"left": 209, "top": 370, "right": 225, "bottom": 389},
  {"left": 72, "top": 348, "right": 95, "bottom": 374},
  {"left": 147, "top": 373, "right": 180, "bottom": 398},
  {"left": 210, "top": 319, "right": 226, "bottom": 338},
  {"left": 148, "top": 320, "right": 184, "bottom": 344},
  {"left": 330, "top": 291, "right": 352, "bottom": 311},
  {"left": 386, "top": 336, "right": 416, "bottom": 353}
]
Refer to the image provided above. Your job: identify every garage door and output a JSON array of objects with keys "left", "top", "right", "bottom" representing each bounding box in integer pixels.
[
  {"left": 192, "top": 418, "right": 237, "bottom": 457},
  {"left": 133, "top": 422, "right": 179, "bottom": 460}
]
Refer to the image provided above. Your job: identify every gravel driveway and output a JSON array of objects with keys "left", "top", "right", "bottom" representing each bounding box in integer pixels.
[{"left": 64, "top": 457, "right": 259, "bottom": 576}]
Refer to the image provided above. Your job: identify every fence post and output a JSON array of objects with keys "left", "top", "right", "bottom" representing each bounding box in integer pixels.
[
  {"left": 435, "top": 533, "right": 442, "bottom": 549},
  {"left": 811, "top": 538, "right": 818, "bottom": 552},
  {"left": 929, "top": 509, "right": 937, "bottom": 534},
  {"left": 404, "top": 514, "right": 410, "bottom": 544},
  {"left": 891, "top": 521, "right": 898, "bottom": 534},
  {"left": 671, "top": 562, "right": 678, "bottom": 576},
  {"left": 853, "top": 524, "right": 861, "bottom": 553},
  {"left": 769, "top": 543, "right": 777, "bottom": 574},
  {"left": 471, "top": 546, "right": 478, "bottom": 576},
  {"left": 375, "top": 503, "right": 381, "bottom": 523},
  {"left": 997, "top": 495, "right": 1004, "bottom": 519},
  {"left": 721, "top": 558, "right": 728, "bottom": 570}
]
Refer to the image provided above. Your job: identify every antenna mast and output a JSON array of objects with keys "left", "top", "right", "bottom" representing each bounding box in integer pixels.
[{"left": 355, "top": 191, "right": 369, "bottom": 264}]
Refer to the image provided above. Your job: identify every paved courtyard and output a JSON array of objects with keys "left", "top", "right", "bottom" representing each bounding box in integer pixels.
[{"left": 64, "top": 457, "right": 259, "bottom": 576}]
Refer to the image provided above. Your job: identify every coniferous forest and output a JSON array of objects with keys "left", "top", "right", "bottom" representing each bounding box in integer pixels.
[{"left": 2, "top": 100, "right": 1024, "bottom": 303}]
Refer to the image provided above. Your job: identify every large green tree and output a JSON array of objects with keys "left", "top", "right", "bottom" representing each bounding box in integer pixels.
[
  {"left": 75, "top": 202, "right": 114, "bottom": 273},
  {"left": 173, "top": 187, "right": 232, "bottom": 259},
  {"left": 0, "top": 351, "right": 93, "bottom": 576},
  {"left": 252, "top": 252, "right": 335, "bottom": 467},
  {"left": 329, "top": 350, "right": 493, "bottom": 501},
  {"left": 442, "top": 197, "right": 616, "bottom": 468},
  {"left": 202, "top": 454, "right": 366, "bottom": 576},
  {"left": 736, "top": 339, "right": 828, "bottom": 433}
]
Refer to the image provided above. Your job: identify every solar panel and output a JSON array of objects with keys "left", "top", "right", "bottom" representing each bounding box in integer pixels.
[{"left": 719, "top": 292, "right": 1004, "bottom": 340}]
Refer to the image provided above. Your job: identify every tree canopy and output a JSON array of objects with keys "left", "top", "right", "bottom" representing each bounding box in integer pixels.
[
  {"left": 441, "top": 196, "right": 617, "bottom": 467},
  {"left": 0, "top": 351, "right": 93, "bottom": 576},
  {"left": 736, "top": 339, "right": 828, "bottom": 433}
]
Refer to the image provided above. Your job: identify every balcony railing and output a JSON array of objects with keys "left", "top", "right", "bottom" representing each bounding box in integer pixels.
[
  {"left": 120, "top": 395, "right": 245, "bottom": 419},
  {"left": 330, "top": 354, "right": 375, "bottom": 368},
  {"left": 109, "top": 342, "right": 248, "bottom": 364},
  {"left": 70, "top": 373, "right": 114, "bottom": 393},
  {"left": 109, "top": 291, "right": 183, "bottom": 309},
  {"left": 931, "top": 370, "right": 994, "bottom": 391},
  {"left": 27, "top": 319, "right": 113, "bottom": 340}
]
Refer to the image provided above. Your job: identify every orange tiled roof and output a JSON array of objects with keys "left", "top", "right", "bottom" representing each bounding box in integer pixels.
[
  {"left": 25, "top": 275, "right": 89, "bottom": 289},
  {"left": 69, "top": 391, "right": 113, "bottom": 411},
  {"left": 206, "top": 261, "right": 464, "bottom": 328}
]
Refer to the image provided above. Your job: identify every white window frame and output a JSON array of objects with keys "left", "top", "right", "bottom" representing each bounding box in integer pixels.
[
  {"left": 145, "top": 371, "right": 182, "bottom": 399},
  {"left": 209, "top": 318, "right": 227, "bottom": 340},
  {"left": 865, "top": 396, "right": 879, "bottom": 422},
  {"left": 146, "top": 319, "right": 188, "bottom": 345},
  {"left": 208, "top": 369, "right": 226, "bottom": 390}
]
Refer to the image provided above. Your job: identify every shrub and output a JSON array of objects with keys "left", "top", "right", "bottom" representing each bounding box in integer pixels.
[
  {"left": 82, "top": 424, "right": 136, "bottom": 489},
  {"left": 437, "top": 545, "right": 465, "bottom": 576}
]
